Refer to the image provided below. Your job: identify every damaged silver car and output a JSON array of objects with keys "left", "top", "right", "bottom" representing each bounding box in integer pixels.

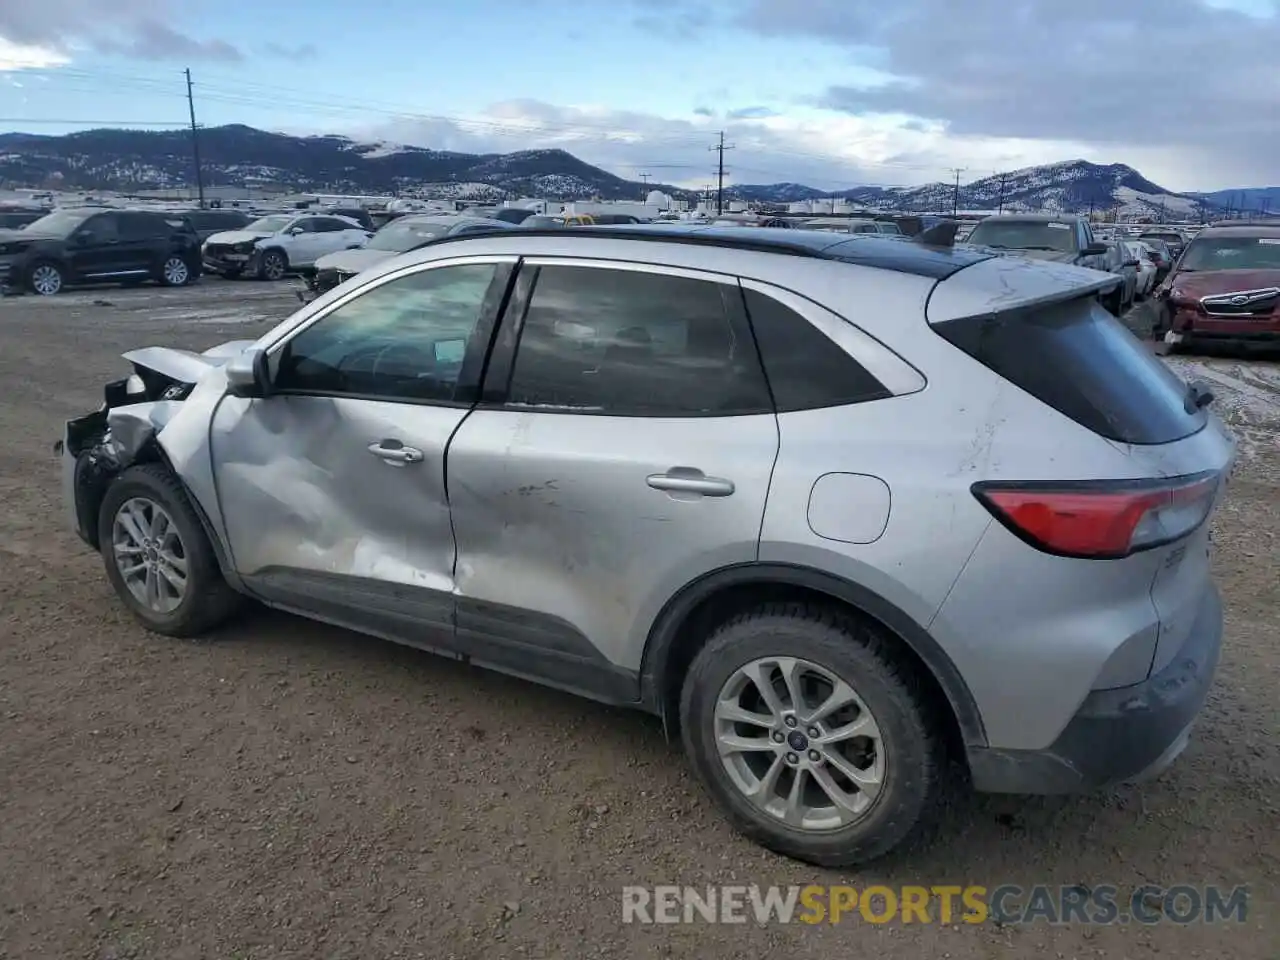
[{"left": 61, "top": 225, "right": 1232, "bottom": 868}]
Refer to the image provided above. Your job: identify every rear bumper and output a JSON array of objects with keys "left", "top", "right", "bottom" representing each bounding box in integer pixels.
[{"left": 968, "top": 583, "right": 1222, "bottom": 793}]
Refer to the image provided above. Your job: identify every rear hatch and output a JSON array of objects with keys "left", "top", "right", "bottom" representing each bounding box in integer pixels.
[{"left": 927, "top": 258, "right": 1235, "bottom": 676}]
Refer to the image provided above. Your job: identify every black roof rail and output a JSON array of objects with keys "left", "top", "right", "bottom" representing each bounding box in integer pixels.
[{"left": 405, "top": 222, "right": 995, "bottom": 280}]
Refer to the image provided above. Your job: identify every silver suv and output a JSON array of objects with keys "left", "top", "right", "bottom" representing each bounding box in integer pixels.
[{"left": 59, "top": 225, "right": 1233, "bottom": 866}]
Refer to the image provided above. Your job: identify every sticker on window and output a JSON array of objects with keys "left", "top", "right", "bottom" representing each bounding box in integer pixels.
[
  {"left": 1045, "top": 222, "right": 1071, "bottom": 230},
  {"left": 1257, "top": 238, "right": 1280, "bottom": 245}
]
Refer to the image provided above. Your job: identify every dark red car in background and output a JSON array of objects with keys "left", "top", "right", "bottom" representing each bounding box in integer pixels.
[{"left": 1155, "top": 222, "right": 1280, "bottom": 350}]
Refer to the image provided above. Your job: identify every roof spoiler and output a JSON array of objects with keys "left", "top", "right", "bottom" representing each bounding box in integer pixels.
[{"left": 916, "top": 220, "right": 961, "bottom": 247}]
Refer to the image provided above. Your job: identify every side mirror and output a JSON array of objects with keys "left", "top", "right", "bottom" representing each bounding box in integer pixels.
[
  {"left": 1082, "top": 242, "right": 1108, "bottom": 256},
  {"left": 287, "top": 226, "right": 304, "bottom": 236},
  {"left": 225, "top": 347, "right": 271, "bottom": 399}
]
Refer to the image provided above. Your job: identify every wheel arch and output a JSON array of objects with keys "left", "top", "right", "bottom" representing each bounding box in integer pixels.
[{"left": 638, "top": 562, "right": 986, "bottom": 749}]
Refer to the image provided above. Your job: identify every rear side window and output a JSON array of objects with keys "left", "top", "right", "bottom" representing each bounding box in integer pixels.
[
  {"left": 505, "top": 266, "right": 772, "bottom": 416},
  {"left": 932, "top": 297, "right": 1203, "bottom": 445},
  {"left": 741, "top": 289, "right": 890, "bottom": 411}
]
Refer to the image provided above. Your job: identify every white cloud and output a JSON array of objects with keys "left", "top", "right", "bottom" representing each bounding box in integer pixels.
[{"left": 0, "top": 36, "right": 68, "bottom": 71}]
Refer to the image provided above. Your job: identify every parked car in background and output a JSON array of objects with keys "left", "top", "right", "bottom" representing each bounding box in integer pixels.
[
  {"left": 801, "top": 218, "right": 901, "bottom": 235},
  {"left": 1125, "top": 240, "right": 1158, "bottom": 298},
  {"left": 1154, "top": 221, "right": 1280, "bottom": 349},
  {"left": 170, "top": 208, "right": 252, "bottom": 244},
  {"left": 0, "top": 207, "right": 48, "bottom": 230},
  {"left": 1139, "top": 229, "right": 1186, "bottom": 258},
  {"left": 306, "top": 215, "right": 514, "bottom": 296},
  {"left": 202, "top": 213, "right": 372, "bottom": 281},
  {"left": 59, "top": 224, "right": 1232, "bottom": 868},
  {"left": 1142, "top": 238, "right": 1177, "bottom": 283},
  {"left": 967, "top": 214, "right": 1109, "bottom": 267},
  {"left": 0, "top": 208, "right": 201, "bottom": 295},
  {"left": 1102, "top": 239, "right": 1139, "bottom": 314}
]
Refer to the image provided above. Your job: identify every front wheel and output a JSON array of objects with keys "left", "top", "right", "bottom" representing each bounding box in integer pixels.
[
  {"left": 258, "top": 249, "right": 287, "bottom": 281},
  {"left": 98, "top": 464, "right": 242, "bottom": 637},
  {"left": 680, "top": 604, "right": 948, "bottom": 867},
  {"left": 28, "top": 261, "right": 64, "bottom": 296}
]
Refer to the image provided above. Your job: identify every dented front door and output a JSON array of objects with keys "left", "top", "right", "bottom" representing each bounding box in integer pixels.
[{"left": 207, "top": 257, "right": 513, "bottom": 650}]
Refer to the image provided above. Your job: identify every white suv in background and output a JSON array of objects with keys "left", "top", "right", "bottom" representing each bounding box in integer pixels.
[{"left": 202, "top": 213, "right": 371, "bottom": 281}]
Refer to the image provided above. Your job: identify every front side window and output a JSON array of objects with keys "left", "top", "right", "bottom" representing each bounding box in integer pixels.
[
  {"left": 274, "top": 263, "right": 499, "bottom": 402},
  {"left": 505, "top": 265, "right": 771, "bottom": 416},
  {"left": 80, "top": 214, "right": 119, "bottom": 243}
]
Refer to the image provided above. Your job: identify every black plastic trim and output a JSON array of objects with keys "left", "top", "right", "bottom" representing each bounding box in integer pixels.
[{"left": 638, "top": 562, "right": 987, "bottom": 746}]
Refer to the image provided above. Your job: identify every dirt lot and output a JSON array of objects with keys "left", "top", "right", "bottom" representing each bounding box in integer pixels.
[{"left": 1, "top": 281, "right": 1277, "bottom": 959}]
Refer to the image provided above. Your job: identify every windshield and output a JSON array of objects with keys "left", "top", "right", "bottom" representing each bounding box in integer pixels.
[
  {"left": 24, "top": 209, "right": 91, "bottom": 236},
  {"left": 244, "top": 215, "right": 293, "bottom": 233},
  {"left": 1177, "top": 237, "right": 1280, "bottom": 272},
  {"left": 967, "top": 220, "right": 1078, "bottom": 252},
  {"left": 366, "top": 219, "right": 451, "bottom": 251}
]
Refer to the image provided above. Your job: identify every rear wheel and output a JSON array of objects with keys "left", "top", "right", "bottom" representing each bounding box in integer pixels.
[
  {"left": 98, "top": 464, "right": 242, "bottom": 637},
  {"left": 159, "top": 255, "right": 193, "bottom": 287},
  {"left": 28, "top": 261, "right": 64, "bottom": 296},
  {"left": 680, "top": 603, "right": 948, "bottom": 867}
]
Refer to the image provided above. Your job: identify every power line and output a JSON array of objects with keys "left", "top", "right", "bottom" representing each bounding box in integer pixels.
[{"left": 0, "top": 118, "right": 188, "bottom": 125}]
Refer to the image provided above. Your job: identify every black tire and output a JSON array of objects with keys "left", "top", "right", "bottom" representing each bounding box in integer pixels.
[
  {"left": 258, "top": 249, "right": 287, "bottom": 281},
  {"left": 680, "top": 603, "right": 948, "bottom": 867},
  {"left": 97, "top": 464, "right": 242, "bottom": 638}
]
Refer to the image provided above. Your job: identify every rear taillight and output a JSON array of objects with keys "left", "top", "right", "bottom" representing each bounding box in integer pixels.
[{"left": 972, "top": 472, "right": 1221, "bottom": 559}]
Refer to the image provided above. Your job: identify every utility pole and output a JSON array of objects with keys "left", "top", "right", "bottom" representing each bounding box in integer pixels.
[
  {"left": 184, "top": 67, "right": 205, "bottom": 209},
  {"left": 996, "top": 173, "right": 1007, "bottom": 214},
  {"left": 710, "top": 131, "right": 735, "bottom": 215},
  {"left": 949, "top": 168, "right": 966, "bottom": 217}
]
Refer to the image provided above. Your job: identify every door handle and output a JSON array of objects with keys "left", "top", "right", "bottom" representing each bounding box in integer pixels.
[
  {"left": 367, "top": 440, "right": 424, "bottom": 464},
  {"left": 647, "top": 468, "right": 735, "bottom": 497}
]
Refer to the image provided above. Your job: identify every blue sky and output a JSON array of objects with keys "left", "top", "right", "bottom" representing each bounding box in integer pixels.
[{"left": 1, "top": 0, "right": 1278, "bottom": 190}]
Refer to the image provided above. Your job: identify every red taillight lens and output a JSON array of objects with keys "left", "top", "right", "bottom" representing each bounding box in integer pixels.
[{"left": 973, "top": 472, "right": 1221, "bottom": 559}]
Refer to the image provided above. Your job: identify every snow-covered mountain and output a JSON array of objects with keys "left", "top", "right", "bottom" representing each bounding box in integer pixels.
[
  {"left": 0, "top": 126, "right": 1249, "bottom": 219},
  {"left": 0, "top": 125, "right": 673, "bottom": 200},
  {"left": 828, "top": 161, "right": 1218, "bottom": 219}
]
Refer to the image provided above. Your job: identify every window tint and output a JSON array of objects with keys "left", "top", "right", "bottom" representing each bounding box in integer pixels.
[
  {"left": 80, "top": 214, "right": 119, "bottom": 243},
  {"left": 274, "top": 263, "right": 498, "bottom": 402},
  {"left": 742, "top": 289, "right": 891, "bottom": 411},
  {"left": 314, "top": 218, "right": 353, "bottom": 233},
  {"left": 931, "top": 297, "right": 1204, "bottom": 445},
  {"left": 505, "top": 266, "right": 771, "bottom": 416},
  {"left": 119, "top": 213, "right": 162, "bottom": 240}
]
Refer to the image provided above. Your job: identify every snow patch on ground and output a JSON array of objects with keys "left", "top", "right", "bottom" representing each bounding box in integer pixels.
[{"left": 1164, "top": 355, "right": 1280, "bottom": 480}]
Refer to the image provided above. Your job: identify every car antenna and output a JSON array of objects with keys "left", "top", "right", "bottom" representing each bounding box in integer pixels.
[{"left": 916, "top": 220, "right": 961, "bottom": 247}]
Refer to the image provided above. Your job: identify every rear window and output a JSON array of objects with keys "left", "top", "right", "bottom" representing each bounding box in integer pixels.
[{"left": 931, "top": 297, "right": 1204, "bottom": 445}]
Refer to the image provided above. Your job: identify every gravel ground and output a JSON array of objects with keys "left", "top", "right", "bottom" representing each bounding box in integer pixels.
[{"left": 1, "top": 281, "right": 1277, "bottom": 959}]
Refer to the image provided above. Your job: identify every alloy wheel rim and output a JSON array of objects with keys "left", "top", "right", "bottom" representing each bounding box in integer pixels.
[
  {"left": 32, "top": 265, "right": 61, "bottom": 295},
  {"left": 111, "top": 497, "right": 188, "bottom": 614},
  {"left": 715, "top": 656, "right": 885, "bottom": 831},
  {"left": 264, "top": 255, "right": 284, "bottom": 279},
  {"left": 163, "top": 257, "right": 189, "bottom": 284}
]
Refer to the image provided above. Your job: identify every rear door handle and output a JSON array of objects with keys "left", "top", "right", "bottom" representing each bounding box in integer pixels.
[
  {"left": 647, "top": 468, "right": 735, "bottom": 497},
  {"left": 368, "top": 440, "right": 424, "bottom": 465}
]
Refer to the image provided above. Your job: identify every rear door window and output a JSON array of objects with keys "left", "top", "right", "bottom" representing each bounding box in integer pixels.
[{"left": 931, "top": 297, "right": 1204, "bottom": 445}]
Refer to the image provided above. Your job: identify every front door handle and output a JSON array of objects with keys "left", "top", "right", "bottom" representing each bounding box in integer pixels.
[
  {"left": 647, "top": 468, "right": 735, "bottom": 497},
  {"left": 368, "top": 440, "right": 424, "bottom": 464}
]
